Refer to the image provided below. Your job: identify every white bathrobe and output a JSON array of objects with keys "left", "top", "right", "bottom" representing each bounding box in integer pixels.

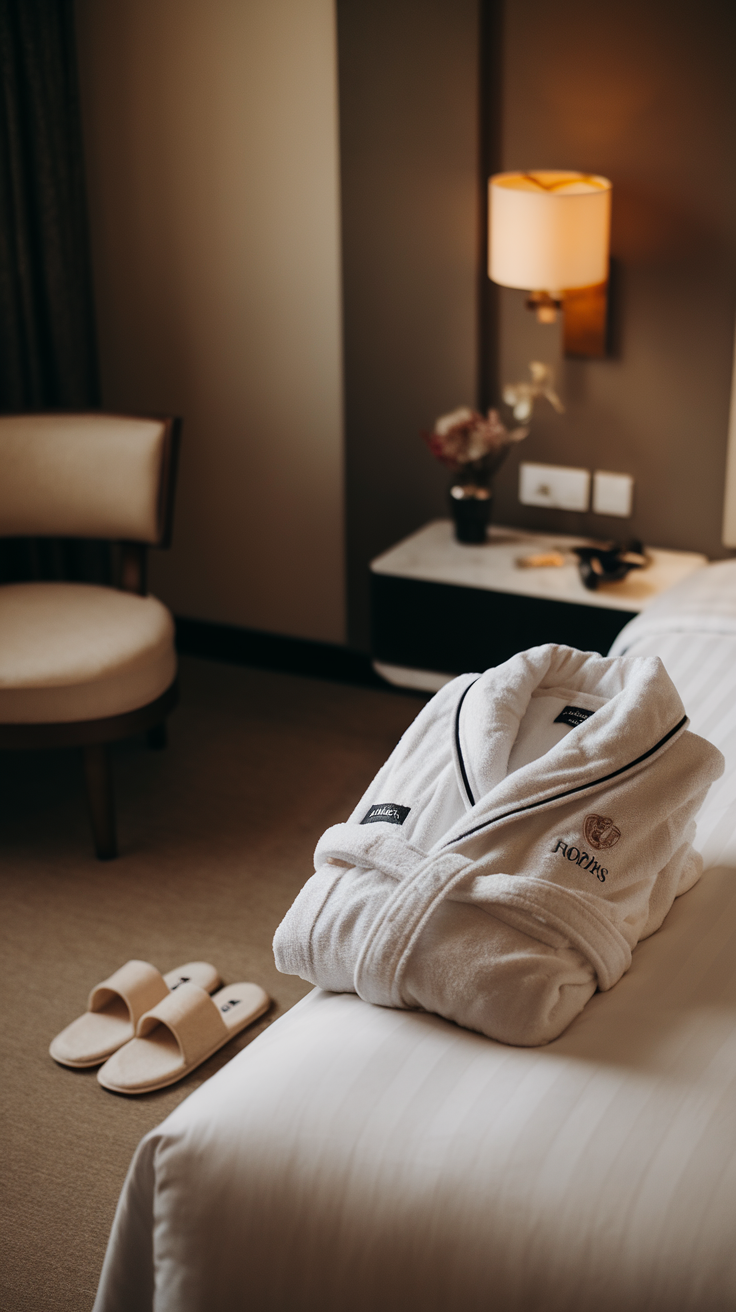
[{"left": 274, "top": 645, "right": 724, "bottom": 1045}]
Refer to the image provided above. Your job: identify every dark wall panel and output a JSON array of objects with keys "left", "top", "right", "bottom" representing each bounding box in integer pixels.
[
  {"left": 338, "top": 0, "right": 481, "bottom": 650},
  {"left": 490, "top": 0, "right": 736, "bottom": 555}
]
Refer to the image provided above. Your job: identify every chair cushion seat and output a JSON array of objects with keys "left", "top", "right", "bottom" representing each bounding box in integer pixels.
[{"left": 0, "top": 583, "right": 177, "bottom": 723}]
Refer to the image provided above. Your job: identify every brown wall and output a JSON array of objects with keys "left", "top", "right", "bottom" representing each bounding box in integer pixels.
[
  {"left": 490, "top": 0, "right": 736, "bottom": 555},
  {"left": 339, "top": 0, "right": 481, "bottom": 649},
  {"left": 76, "top": 0, "right": 346, "bottom": 643},
  {"left": 75, "top": 0, "right": 736, "bottom": 653}
]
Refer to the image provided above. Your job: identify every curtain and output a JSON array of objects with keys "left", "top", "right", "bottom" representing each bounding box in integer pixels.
[{"left": 0, "top": 0, "right": 107, "bottom": 583}]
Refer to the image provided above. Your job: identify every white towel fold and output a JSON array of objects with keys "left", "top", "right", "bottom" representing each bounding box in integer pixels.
[{"left": 274, "top": 645, "right": 724, "bottom": 1045}]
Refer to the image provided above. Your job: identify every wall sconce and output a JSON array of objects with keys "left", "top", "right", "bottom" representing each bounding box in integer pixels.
[{"left": 488, "top": 171, "right": 612, "bottom": 358}]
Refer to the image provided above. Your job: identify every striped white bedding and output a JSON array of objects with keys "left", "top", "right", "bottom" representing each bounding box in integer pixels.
[
  {"left": 95, "top": 563, "right": 736, "bottom": 1312},
  {"left": 610, "top": 559, "right": 736, "bottom": 869}
]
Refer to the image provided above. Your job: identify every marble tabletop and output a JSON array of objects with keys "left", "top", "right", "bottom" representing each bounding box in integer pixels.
[{"left": 370, "top": 520, "right": 708, "bottom": 615}]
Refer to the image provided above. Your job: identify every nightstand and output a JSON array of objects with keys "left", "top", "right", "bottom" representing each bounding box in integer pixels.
[{"left": 370, "top": 520, "right": 708, "bottom": 691}]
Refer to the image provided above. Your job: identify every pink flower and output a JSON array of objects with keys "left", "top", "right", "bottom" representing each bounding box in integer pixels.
[{"left": 422, "top": 407, "right": 527, "bottom": 471}]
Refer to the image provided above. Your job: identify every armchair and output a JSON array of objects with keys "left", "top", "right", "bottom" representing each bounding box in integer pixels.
[{"left": 0, "top": 413, "right": 181, "bottom": 860}]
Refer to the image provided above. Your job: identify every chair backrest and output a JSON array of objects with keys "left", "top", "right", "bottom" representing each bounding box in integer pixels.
[{"left": 0, "top": 413, "right": 180, "bottom": 545}]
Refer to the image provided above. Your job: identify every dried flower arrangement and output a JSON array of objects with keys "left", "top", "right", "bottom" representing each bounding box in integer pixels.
[
  {"left": 422, "top": 406, "right": 529, "bottom": 476},
  {"left": 502, "top": 361, "right": 564, "bottom": 423},
  {"left": 422, "top": 362, "right": 565, "bottom": 543},
  {"left": 423, "top": 363, "right": 563, "bottom": 475}
]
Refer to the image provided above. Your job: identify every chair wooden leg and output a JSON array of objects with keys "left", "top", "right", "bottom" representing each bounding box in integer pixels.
[
  {"left": 146, "top": 721, "right": 167, "bottom": 750},
  {"left": 82, "top": 744, "right": 117, "bottom": 860}
]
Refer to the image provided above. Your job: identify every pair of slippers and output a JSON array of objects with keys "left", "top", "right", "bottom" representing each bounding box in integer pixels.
[{"left": 49, "top": 959, "right": 270, "bottom": 1095}]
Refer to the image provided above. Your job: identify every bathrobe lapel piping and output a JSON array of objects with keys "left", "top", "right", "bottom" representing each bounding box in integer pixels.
[
  {"left": 448, "top": 713, "right": 689, "bottom": 847},
  {"left": 454, "top": 676, "right": 481, "bottom": 807}
]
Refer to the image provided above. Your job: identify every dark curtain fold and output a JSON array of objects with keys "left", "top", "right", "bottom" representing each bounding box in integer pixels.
[{"left": 0, "top": 0, "right": 109, "bottom": 584}]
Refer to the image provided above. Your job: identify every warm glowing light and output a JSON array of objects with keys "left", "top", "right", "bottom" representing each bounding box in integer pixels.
[{"left": 488, "top": 171, "right": 611, "bottom": 293}]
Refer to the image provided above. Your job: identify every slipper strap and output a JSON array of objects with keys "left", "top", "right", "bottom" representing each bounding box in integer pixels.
[
  {"left": 88, "top": 959, "right": 168, "bottom": 1023},
  {"left": 136, "top": 982, "right": 229, "bottom": 1066}
]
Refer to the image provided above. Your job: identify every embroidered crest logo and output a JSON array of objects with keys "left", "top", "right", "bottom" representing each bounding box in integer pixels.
[{"left": 584, "top": 814, "right": 621, "bottom": 850}]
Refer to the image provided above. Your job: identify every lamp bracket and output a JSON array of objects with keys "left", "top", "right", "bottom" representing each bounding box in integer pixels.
[
  {"left": 524, "top": 282, "right": 609, "bottom": 357},
  {"left": 525, "top": 291, "right": 562, "bottom": 324}
]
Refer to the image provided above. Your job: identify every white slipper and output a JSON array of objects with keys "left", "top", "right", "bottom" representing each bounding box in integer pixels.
[
  {"left": 97, "top": 980, "right": 270, "bottom": 1094},
  {"left": 49, "top": 960, "right": 221, "bottom": 1068}
]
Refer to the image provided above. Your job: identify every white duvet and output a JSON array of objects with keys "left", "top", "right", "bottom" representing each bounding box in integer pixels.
[{"left": 95, "top": 869, "right": 736, "bottom": 1312}]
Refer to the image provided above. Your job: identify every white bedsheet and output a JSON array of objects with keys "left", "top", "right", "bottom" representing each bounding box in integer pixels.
[{"left": 95, "top": 580, "right": 736, "bottom": 1312}]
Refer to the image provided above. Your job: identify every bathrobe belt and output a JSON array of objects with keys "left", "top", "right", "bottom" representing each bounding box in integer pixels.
[{"left": 315, "top": 824, "right": 633, "bottom": 999}]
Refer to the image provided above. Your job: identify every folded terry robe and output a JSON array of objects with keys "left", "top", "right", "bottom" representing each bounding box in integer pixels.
[{"left": 274, "top": 645, "right": 724, "bottom": 1045}]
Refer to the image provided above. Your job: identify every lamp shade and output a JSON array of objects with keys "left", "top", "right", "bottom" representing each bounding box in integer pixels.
[{"left": 488, "top": 171, "right": 611, "bottom": 293}]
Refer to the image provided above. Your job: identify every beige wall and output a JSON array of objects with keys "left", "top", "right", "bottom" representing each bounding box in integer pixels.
[{"left": 75, "top": 0, "right": 345, "bottom": 643}]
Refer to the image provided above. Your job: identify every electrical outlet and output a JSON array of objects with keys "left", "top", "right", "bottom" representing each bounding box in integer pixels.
[
  {"left": 592, "top": 471, "right": 634, "bottom": 517},
  {"left": 519, "top": 462, "right": 591, "bottom": 512}
]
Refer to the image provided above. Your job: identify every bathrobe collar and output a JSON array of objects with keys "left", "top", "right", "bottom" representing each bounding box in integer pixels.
[{"left": 446, "top": 645, "right": 687, "bottom": 850}]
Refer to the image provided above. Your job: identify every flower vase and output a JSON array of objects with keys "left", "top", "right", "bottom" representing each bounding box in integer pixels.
[{"left": 449, "top": 460, "right": 493, "bottom": 544}]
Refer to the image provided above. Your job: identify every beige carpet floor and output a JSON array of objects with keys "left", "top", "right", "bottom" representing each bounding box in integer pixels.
[{"left": 0, "top": 656, "right": 422, "bottom": 1312}]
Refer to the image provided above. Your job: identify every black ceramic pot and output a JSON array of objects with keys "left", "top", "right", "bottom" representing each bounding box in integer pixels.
[{"left": 449, "top": 465, "right": 492, "bottom": 544}]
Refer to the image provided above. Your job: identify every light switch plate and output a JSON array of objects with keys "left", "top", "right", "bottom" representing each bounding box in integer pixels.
[
  {"left": 593, "top": 470, "right": 633, "bottom": 517},
  {"left": 519, "top": 462, "right": 591, "bottom": 512}
]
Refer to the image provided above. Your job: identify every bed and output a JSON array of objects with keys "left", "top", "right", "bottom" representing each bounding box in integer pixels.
[{"left": 94, "top": 560, "right": 736, "bottom": 1312}]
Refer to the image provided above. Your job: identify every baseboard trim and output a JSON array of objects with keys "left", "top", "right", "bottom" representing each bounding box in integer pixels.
[{"left": 175, "top": 616, "right": 400, "bottom": 690}]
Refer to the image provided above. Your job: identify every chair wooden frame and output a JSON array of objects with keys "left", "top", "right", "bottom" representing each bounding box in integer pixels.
[{"left": 0, "top": 412, "right": 182, "bottom": 860}]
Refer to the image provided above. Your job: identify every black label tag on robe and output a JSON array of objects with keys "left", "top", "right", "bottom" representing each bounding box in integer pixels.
[
  {"left": 361, "top": 803, "right": 411, "bottom": 826},
  {"left": 554, "top": 705, "right": 595, "bottom": 728}
]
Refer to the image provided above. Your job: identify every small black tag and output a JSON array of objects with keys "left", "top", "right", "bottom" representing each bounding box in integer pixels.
[
  {"left": 554, "top": 705, "right": 595, "bottom": 728},
  {"left": 361, "top": 803, "right": 410, "bottom": 826}
]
